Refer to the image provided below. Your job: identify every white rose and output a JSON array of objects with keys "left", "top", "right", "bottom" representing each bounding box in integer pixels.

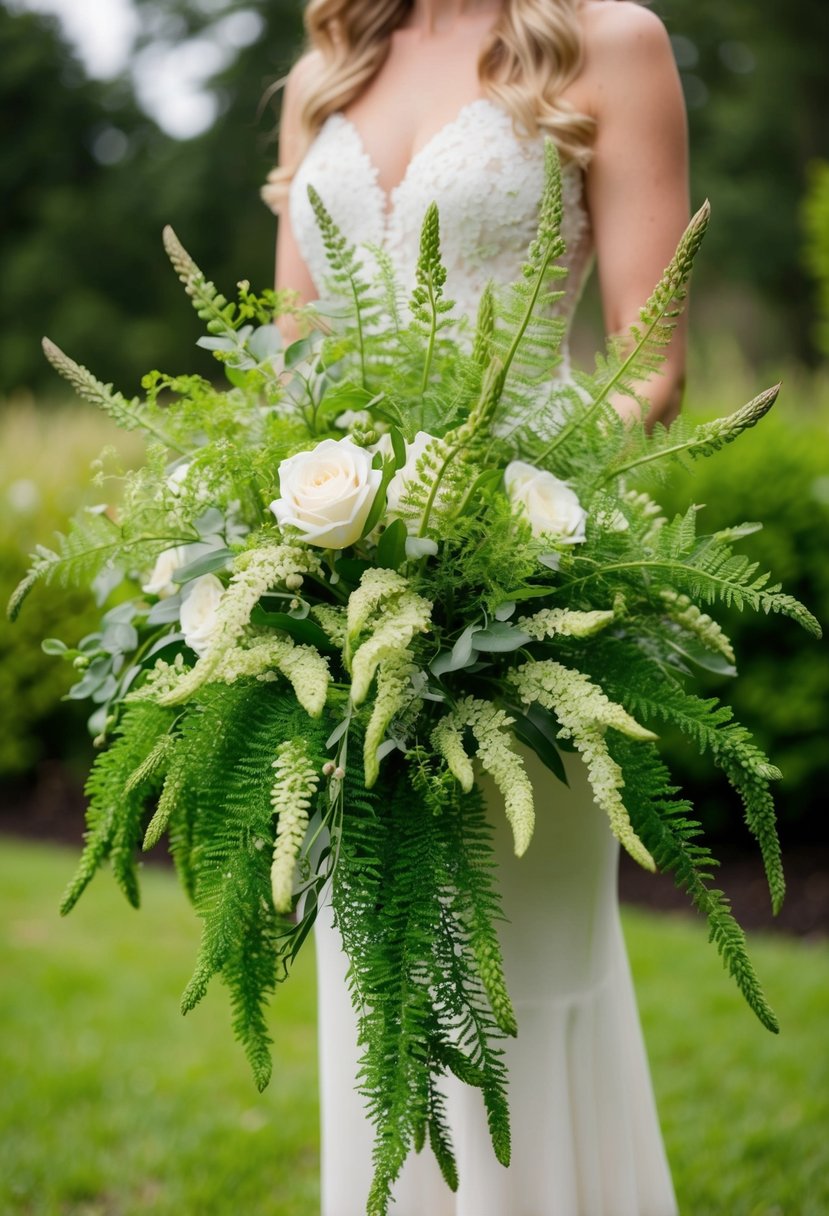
[
  {"left": 180, "top": 574, "right": 224, "bottom": 656},
  {"left": 386, "top": 431, "right": 444, "bottom": 527},
  {"left": 504, "top": 460, "right": 587, "bottom": 543},
  {"left": 269, "top": 437, "right": 382, "bottom": 550},
  {"left": 142, "top": 546, "right": 190, "bottom": 597}
]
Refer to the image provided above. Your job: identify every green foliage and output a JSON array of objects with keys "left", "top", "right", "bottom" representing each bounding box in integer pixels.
[
  {"left": 332, "top": 756, "right": 513, "bottom": 1210},
  {"left": 167, "top": 681, "right": 328, "bottom": 1090},
  {"left": 656, "top": 380, "right": 829, "bottom": 841},
  {"left": 61, "top": 699, "right": 175, "bottom": 914},
  {"left": 610, "top": 736, "right": 779, "bottom": 1033},
  {"left": 0, "top": 404, "right": 145, "bottom": 778},
  {"left": 10, "top": 138, "right": 824, "bottom": 1216},
  {"left": 802, "top": 159, "right": 829, "bottom": 357}
]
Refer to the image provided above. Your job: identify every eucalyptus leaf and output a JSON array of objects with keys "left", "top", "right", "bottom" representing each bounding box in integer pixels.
[
  {"left": 91, "top": 674, "right": 118, "bottom": 704},
  {"left": 472, "top": 622, "right": 531, "bottom": 653},
  {"left": 193, "top": 509, "right": 226, "bottom": 539},
  {"left": 102, "top": 601, "right": 137, "bottom": 625},
  {"left": 196, "top": 334, "right": 237, "bottom": 352},
  {"left": 173, "top": 547, "right": 234, "bottom": 583},
  {"left": 284, "top": 337, "right": 315, "bottom": 369},
  {"left": 146, "top": 595, "right": 182, "bottom": 625},
  {"left": 141, "top": 632, "right": 184, "bottom": 661},
  {"left": 247, "top": 324, "right": 283, "bottom": 363},
  {"left": 101, "top": 622, "right": 139, "bottom": 655},
  {"left": 430, "top": 623, "right": 481, "bottom": 676},
  {"left": 66, "top": 657, "right": 111, "bottom": 700}
]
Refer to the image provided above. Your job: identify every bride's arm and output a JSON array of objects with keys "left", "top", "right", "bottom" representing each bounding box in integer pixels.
[
  {"left": 272, "top": 55, "right": 321, "bottom": 341},
  {"left": 581, "top": 1, "right": 690, "bottom": 427}
]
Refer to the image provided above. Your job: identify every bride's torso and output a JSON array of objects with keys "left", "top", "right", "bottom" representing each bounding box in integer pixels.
[{"left": 289, "top": 99, "right": 594, "bottom": 345}]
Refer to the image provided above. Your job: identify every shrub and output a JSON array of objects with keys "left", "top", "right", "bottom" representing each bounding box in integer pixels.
[{"left": 0, "top": 402, "right": 141, "bottom": 778}]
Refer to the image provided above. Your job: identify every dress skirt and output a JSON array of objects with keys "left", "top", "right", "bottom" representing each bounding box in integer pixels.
[{"left": 313, "top": 747, "right": 679, "bottom": 1216}]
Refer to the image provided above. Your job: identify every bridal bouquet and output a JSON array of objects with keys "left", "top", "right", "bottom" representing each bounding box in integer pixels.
[{"left": 11, "top": 144, "right": 820, "bottom": 1214}]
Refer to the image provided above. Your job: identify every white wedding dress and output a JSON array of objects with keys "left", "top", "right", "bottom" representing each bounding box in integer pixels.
[{"left": 282, "top": 98, "right": 679, "bottom": 1216}]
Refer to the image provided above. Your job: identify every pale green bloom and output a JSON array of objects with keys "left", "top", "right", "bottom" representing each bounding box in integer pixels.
[
  {"left": 270, "top": 739, "right": 320, "bottom": 914},
  {"left": 346, "top": 567, "right": 410, "bottom": 648},
  {"left": 363, "top": 655, "right": 419, "bottom": 788},
  {"left": 159, "top": 544, "right": 319, "bottom": 707},
  {"left": 215, "top": 635, "right": 330, "bottom": 718},
  {"left": 518, "top": 606, "right": 616, "bottom": 641},
  {"left": 432, "top": 696, "right": 535, "bottom": 857},
  {"left": 350, "top": 589, "right": 432, "bottom": 705},
  {"left": 509, "top": 660, "right": 656, "bottom": 870}
]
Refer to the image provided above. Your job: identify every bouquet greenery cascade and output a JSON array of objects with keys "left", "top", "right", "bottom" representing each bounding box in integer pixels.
[{"left": 11, "top": 144, "right": 821, "bottom": 1215}]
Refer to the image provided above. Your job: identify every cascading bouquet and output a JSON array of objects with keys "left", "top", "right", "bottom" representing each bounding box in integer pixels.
[{"left": 10, "top": 144, "right": 821, "bottom": 1214}]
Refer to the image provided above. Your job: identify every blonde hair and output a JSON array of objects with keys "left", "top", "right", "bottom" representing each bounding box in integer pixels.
[{"left": 262, "top": 0, "right": 596, "bottom": 212}]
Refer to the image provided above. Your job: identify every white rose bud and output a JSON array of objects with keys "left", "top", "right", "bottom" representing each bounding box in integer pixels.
[
  {"left": 504, "top": 460, "right": 587, "bottom": 543},
  {"left": 180, "top": 574, "right": 224, "bottom": 656},
  {"left": 166, "top": 462, "right": 190, "bottom": 494},
  {"left": 142, "top": 545, "right": 190, "bottom": 597},
  {"left": 269, "top": 437, "right": 382, "bottom": 550}
]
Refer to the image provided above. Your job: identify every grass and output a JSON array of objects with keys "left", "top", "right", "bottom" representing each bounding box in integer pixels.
[{"left": 2, "top": 839, "right": 828, "bottom": 1216}]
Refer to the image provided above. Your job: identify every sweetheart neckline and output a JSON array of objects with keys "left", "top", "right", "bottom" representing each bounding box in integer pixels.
[{"left": 321, "top": 98, "right": 578, "bottom": 224}]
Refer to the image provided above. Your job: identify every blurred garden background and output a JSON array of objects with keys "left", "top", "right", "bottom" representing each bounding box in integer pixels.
[{"left": 1, "top": 0, "right": 828, "bottom": 1212}]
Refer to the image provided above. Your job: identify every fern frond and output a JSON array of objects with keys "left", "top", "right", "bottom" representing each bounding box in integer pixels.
[
  {"left": 579, "top": 637, "right": 786, "bottom": 914},
  {"left": 163, "top": 225, "right": 246, "bottom": 344},
  {"left": 269, "top": 738, "right": 321, "bottom": 913},
  {"left": 563, "top": 508, "right": 822, "bottom": 636},
  {"left": 41, "top": 338, "right": 179, "bottom": 449},
  {"left": 308, "top": 185, "right": 380, "bottom": 388},
  {"left": 545, "top": 200, "right": 710, "bottom": 458},
  {"left": 331, "top": 748, "right": 513, "bottom": 1213},
  {"left": 410, "top": 203, "right": 455, "bottom": 393},
  {"left": 602, "top": 384, "right": 780, "bottom": 483},
  {"left": 159, "top": 544, "right": 321, "bottom": 706},
  {"left": 363, "top": 655, "right": 418, "bottom": 788},
  {"left": 171, "top": 680, "right": 328, "bottom": 1088},
  {"left": 60, "top": 702, "right": 175, "bottom": 914},
  {"left": 611, "top": 736, "right": 779, "bottom": 1032}
]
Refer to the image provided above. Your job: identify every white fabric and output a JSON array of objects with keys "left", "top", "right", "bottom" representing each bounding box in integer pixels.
[
  {"left": 289, "top": 99, "right": 594, "bottom": 377},
  {"left": 290, "top": 99, "right": 678, "bottom": 1216}
]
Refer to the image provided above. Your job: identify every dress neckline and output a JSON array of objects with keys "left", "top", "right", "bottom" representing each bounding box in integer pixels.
[{"left": 326, "top": 98, "right": 513, "bottom": 219}]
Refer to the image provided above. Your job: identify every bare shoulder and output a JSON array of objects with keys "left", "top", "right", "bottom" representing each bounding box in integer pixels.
[
  {"left": 579, "top": 0, "right": 672, "bottom": 51},
  {"left": 576, "top": 1, "right": 678, "bottom": 114}
]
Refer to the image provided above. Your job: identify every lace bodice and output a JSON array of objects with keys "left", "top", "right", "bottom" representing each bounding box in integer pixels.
[{"left": 286, "top": 98, "right": 594, "bottom": 370}]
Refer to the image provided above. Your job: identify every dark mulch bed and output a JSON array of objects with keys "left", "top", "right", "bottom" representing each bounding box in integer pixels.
[{"left": 3, "top": 762, "right": 828, "bottom": 941}]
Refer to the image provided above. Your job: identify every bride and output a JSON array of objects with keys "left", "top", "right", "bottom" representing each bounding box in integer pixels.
[{"left": 264, "top": 1, "right": 688, "bottom": 1212}]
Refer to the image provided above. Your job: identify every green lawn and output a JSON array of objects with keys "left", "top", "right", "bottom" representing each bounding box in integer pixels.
[{"left": 2, "top": 838, "right": 827, "bottom": 1216}]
